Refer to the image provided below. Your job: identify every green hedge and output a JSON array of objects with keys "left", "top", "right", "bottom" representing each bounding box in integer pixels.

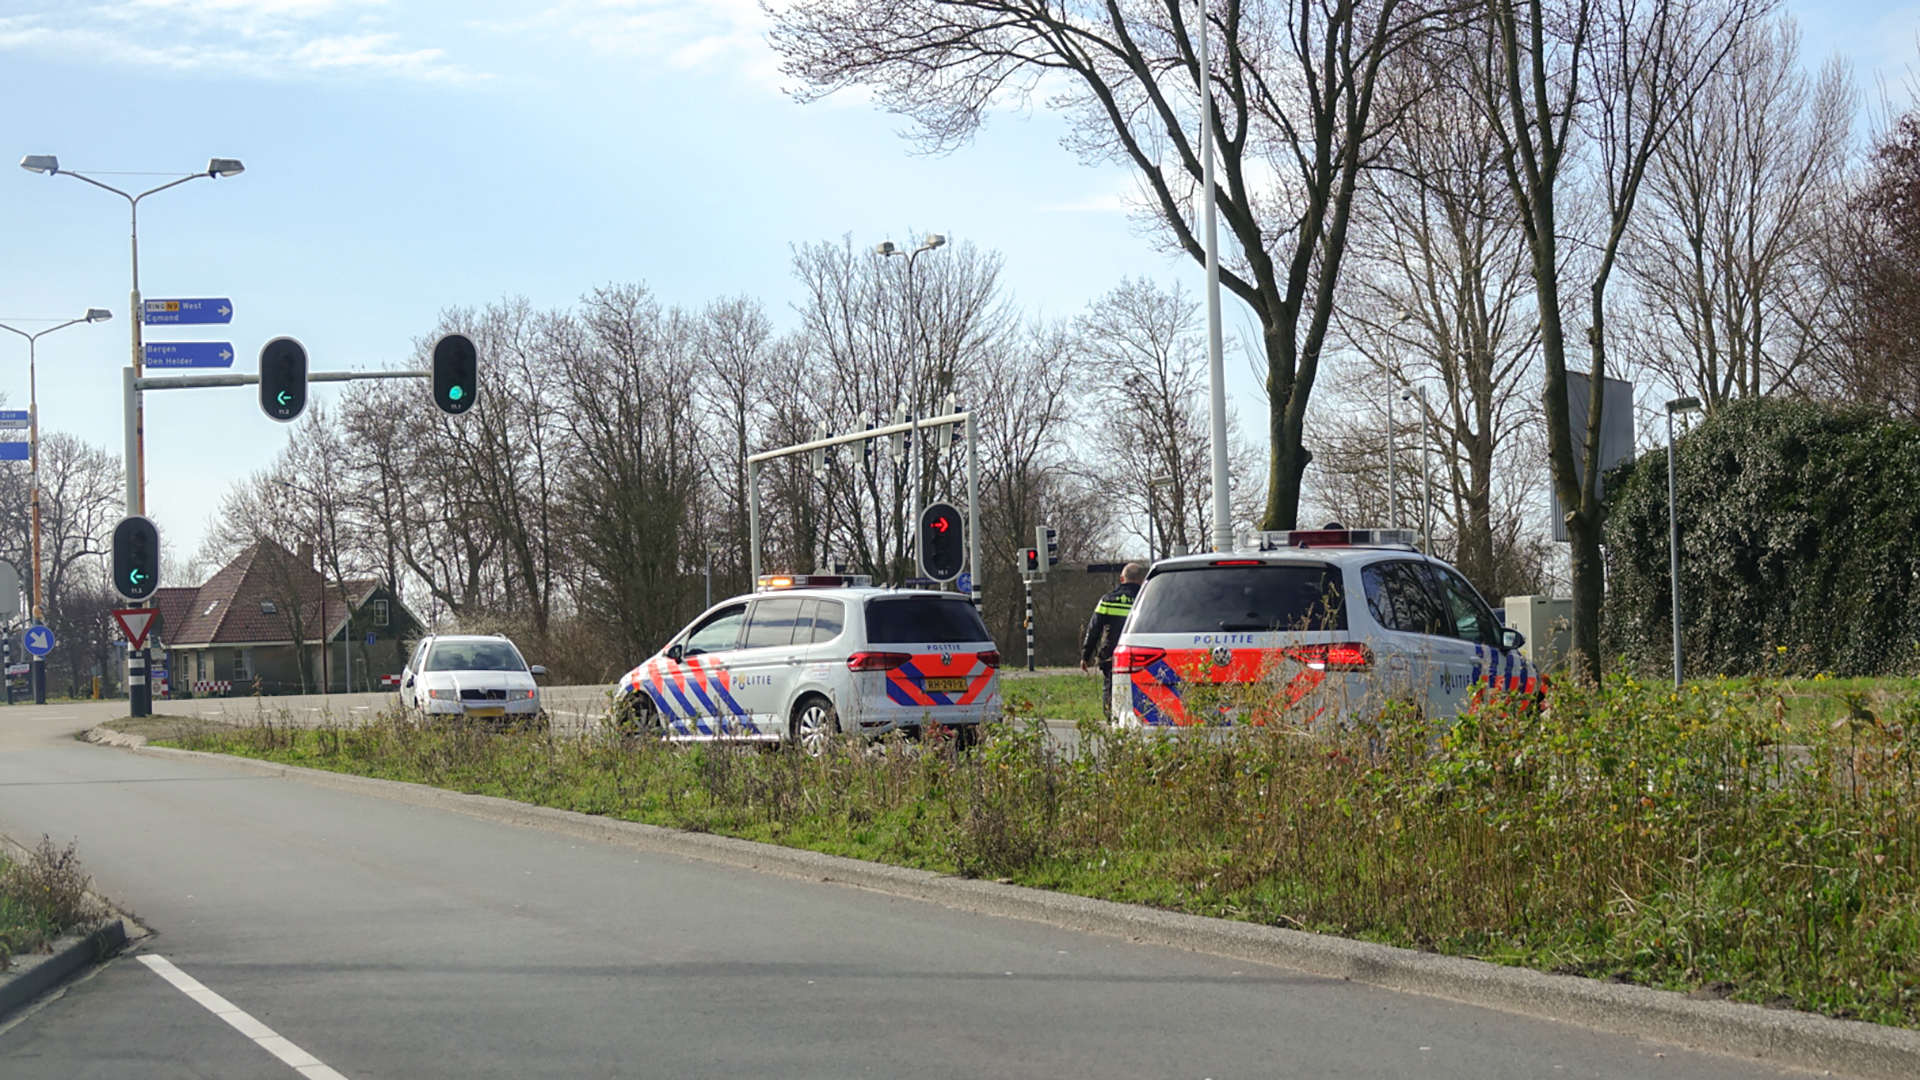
[{"left": 1605, "top": 398, "right": 1920, "bottom": 676}]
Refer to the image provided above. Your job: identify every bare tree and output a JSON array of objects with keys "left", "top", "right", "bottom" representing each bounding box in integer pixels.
[
  {"left": 1822, "top": 110, "right": 1920, "bottom": 418},
  {"left": 1625, "top": 13, "right": 1854, "bottom": 406},
  {"left": 771, "top": 0, "right": 1443, "bottom": 532},
  {"left": 1472, "top": 0, "right": 1759, "bottom": 678}
]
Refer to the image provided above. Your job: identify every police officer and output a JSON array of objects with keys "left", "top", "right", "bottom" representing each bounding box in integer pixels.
[{"left": 1081, "top": 561, "right": 1146, "bottom": 718}]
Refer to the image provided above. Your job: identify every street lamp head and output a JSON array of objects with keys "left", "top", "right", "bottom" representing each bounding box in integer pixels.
[
  {"left": 875, "top": 240, "right": 898, "bottom": 256},
  {"left": 207, "top": 158, "right": 245, "bottom": 178},
  {"left": 85, "top": 308, "right": 112, "bottom": 323},
  {"left": 19, "top": 155, "right": 58, "bottom": 175},
  {"left": 1666, "top": 396, "right": 1703, "bottom": 415},
  {"left": 921, "top": 233, "right": 946, "bottom": 250}
]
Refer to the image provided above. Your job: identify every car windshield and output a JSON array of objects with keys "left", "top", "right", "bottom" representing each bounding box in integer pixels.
[
  {"left": 1128, "top": 563, "right": 1348, "bottom": 633},
  {"left": 423, "top": 641, "right": 528, "bottom": 673},
  {"left": 864, "top": 597, "right": 992, "bottom": 644}
]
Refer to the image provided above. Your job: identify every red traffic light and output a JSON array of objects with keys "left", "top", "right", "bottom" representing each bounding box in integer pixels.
[
  {"left": 918, "top": 501, "right": 965, "bottom": 581},
  {"left": 931, "top": 515, "right": 951, "bottom": 533}
]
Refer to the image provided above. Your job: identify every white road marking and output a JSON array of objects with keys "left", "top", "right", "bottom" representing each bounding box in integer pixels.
[{"left": 138, "top": 954, "right": 350, "bottom": 1079}]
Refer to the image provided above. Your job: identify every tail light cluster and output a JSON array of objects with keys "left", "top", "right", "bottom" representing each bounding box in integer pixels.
[
  {"left": 1112, "top": 645, "right": 1165, "bottom": 674},
  {"left": 978, "top": 650, "right": 1002, "bottom": 668},
  {"left": 847, "top": 651, "right": 911, "bottom": 672}
]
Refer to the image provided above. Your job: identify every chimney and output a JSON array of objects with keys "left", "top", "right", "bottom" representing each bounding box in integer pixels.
[{"left": 297, "top": 541, "right": 314, "bottom": 570}]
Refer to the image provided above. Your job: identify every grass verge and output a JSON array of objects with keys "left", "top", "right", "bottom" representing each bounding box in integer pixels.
[
  {"left": 0, "top": 838, "right": 103, "bottom": 970},
  {"left": 161, "top": 674, "right": 1920, "bottom": 1028}
]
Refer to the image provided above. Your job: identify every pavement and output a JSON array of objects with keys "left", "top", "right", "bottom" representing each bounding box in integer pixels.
[{"left": 0, "top": 699, "right": 1896, "bottom": 1078}]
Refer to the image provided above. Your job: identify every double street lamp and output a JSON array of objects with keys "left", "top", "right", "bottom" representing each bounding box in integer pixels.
[
  {"left": 19, "top": 154, "right": 245, "bottom": 516},
  {"left": 0, "top": 309, "right": 113, "bottom": 703}
]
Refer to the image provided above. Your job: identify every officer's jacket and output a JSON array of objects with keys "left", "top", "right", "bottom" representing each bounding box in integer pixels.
[{"left": 1081, "top": 580, "right": 1141, "bottom": 667}]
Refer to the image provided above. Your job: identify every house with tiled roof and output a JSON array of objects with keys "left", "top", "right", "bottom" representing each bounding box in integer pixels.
[{"left": 150, "top": 538, "right": 425, "bottom": 696}]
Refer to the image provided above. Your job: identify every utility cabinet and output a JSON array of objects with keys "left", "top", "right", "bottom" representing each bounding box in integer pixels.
[{"left": 1503, "top": 595, "right": 1572, "bottom": 674}]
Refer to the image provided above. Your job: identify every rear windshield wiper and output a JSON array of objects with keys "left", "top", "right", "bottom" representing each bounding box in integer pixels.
[{"left": 1218, "top": 621, "right": 1276, "bottom": 632}]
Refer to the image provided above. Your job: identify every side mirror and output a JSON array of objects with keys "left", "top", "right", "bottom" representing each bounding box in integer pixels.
[
  {"left": 666, "top": 644, "right": 684, "bottom": 663},
  {"left": 1501, "top": 627, "right": 1526, "bottom": 652},
  {"left": 530, "top": 665, "right": 547, "bottom": 678}
]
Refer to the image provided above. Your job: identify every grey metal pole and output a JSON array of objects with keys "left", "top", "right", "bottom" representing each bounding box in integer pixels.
[
  {"left": 705, "top": 546, "right": 713, "bottom": 609},
  {"left": 967, "top": 413, "right": 981, "bottom": 607},
  {"left": 1195, "top": 0, "right": 1232, "bottom": 554},
  {"left": 748, "top": 459, "right": 762, "bottom": 584},
  {"left": 1419, "top": 386, "right": 1432, "bottom": 554},
  {"left": 122, "top": 367, "right": 139, "bottom": 514},
  {"left": 1387, "top": 393, "right": 1397, "bottom": 529},
  {"left": 1668, "top": 410, "right": 1682, "bottom": 689}
]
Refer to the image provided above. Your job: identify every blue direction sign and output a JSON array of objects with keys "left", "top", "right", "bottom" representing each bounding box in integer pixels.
[
  {"left": 0, "top": 410, "right": 28, "bottom": 430},
  {"left": 144, "top": 341, "right": 235, "bottom": 369},
  {"left": 143, "top": 298, "right": 233, "bottom": 325},
  {"left": 956, "top": 571, "right": 973, "bottom": 595},
  {"left": 0, "top": 443, "right": 26, "bottom": 462},
  {"left": 22, "top": 625, "right": 54, "bottom": 658}
]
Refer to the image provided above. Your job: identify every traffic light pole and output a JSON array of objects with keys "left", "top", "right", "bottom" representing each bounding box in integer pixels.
[
  {"left": 747, "top": 410, "right": 978, "bottom": 596},
  {"left": 1024, "top": 578, "right": 1035, "bottom": 672}
]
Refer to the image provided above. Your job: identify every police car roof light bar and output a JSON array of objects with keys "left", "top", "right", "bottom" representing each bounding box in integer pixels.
[
  {"left": 756, "top": 573, "right": 874, "bottom": 592},
  {"left": 1250, "top": 528, "right": 1418, "bottom": 551}
]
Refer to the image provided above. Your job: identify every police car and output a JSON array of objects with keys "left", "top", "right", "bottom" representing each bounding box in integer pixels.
[
  {"left": 613, "top": 575, "right": 1002, "bottom": 752},
  {"left": 1110, "top": 529, "right": 1535, "bottom": 727}
]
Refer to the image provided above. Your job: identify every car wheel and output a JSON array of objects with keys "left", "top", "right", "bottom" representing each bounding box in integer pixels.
[
  {"left": 791, "top": 694, "right": 840, "bottom": 757},
  {"left": 611, "top": 691, "right": 661, "bottom": 742},
  {"left": 950, "top": 722, "right": 981, "bottom": 752}
]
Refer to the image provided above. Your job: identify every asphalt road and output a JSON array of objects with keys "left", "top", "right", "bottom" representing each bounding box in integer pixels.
[{"left": 0, "top": 702, "right": 1808, "bottom": 1079}]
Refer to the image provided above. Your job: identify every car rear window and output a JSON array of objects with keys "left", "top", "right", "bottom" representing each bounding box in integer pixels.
[
  {"left": 1128, "top": 563, "right": 1348, "bottom": 633},
  {"left": 863, "top": 597, "right": 992, "bottom": 644}
]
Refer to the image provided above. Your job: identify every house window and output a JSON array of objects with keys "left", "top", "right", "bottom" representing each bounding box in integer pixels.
[
  {"left": 234, "top": 649, "right": 251, "bottom": 680},
  {"left": 374, "top": 599, "right": 390, "bottom": 628},
  {"left": 260, "top": 600, "right": 277, "bottom": 614}
]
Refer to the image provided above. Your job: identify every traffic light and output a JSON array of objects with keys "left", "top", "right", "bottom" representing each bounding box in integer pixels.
[
  {"left": 1037, "top": 525, "right": 1060, "bottom": 566},
  {"left": 432, "top": 332, "right": 479, "bottom": 415},
  {"left": 113, "top": 516, "right": 160, "bottom": 601},
  {"left": 1020, "top": 548, "right": 1042, "bottom": 575},
  {"left": 258, "top": 337, "right": 308, "bottom": 422},
  {"left": 918, "top": 501, "right": 966, "bottom": 582}
]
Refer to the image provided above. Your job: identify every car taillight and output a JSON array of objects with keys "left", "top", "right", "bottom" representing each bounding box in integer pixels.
[
  {"left": 847, "top": 651, "right": 911, "bottom": 672},
  {"left": 978, "top": 650, "right": 1001, "bottom": 668},
  {"left": 1296, "top": 643, "right": 1372, "bottom": 671},
  {"left": 1111, "top": 645, "right": 1165, "bottom": 674}
]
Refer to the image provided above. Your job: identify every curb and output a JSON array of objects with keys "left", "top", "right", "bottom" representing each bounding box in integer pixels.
[
  {"left": 0, "top": 920, "right": 127, "bottom": 1020},
  {"left": 102, "top": 732, "right": 1920, "bottom": 1080}
]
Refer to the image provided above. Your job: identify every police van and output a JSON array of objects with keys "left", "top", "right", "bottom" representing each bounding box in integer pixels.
[
  {"left": 1109, "top": 529, "right": 1536, "bottom": 727},
  {"left": 613, "top": 575, "right": 1002, "bottom": 752}
]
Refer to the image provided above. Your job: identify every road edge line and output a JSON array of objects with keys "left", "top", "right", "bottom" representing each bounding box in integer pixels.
[{"left": 107, "top": 736, "right": 1920, "bottom": 1080}]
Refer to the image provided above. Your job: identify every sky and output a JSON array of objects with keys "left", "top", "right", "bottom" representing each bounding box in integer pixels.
[{"left": 0, "top": 0, "right": 1916, "bottom": 568}]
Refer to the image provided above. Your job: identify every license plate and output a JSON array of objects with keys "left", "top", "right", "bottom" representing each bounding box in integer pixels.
[
  {"left": 466, "top": 706, "right": 506, "bottom": 718},
  {"left": 924, "top": 677, "right": 968, "bottom": 693}
]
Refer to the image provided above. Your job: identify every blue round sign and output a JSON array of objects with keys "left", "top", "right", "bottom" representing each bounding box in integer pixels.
[
  {"left": 956, "top": 572, "right": 973, "bottom": 595},
  {"left": 22, "top": 625, "right": 54, "bottom": 658}
]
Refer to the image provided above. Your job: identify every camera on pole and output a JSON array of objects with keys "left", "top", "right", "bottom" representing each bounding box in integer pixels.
[
  {"left": 258, "top": 337, "right": 308, "bottom": 422},
  {"left": 918, "top": 502, "right": 966, "bottom": 582},
  {"left": 432, "top": 332, "right": 479, "bottom": 415},
  {"left": 113, "top": 516, "right": 160, "bottom": 601}
]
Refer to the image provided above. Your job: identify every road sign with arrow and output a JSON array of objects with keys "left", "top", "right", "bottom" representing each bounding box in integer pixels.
[
  {"left": 21, "top": 625, "right": 54, "bottom": 658},
  {"left": 143, "top": 298, "right": 233, "bottom": 325},
  {"left": 144, "top": 341, "right": 235, "bottom": 368}
]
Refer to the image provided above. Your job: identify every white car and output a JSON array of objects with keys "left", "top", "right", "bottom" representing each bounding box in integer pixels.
[
  {"left": 1110, "top": 528, "right": 1536, "bottom": 727},
  {"left": 613, "top": 575, "right": 1002, "bottom": 752},
  {"left": 400, "top": 634, "right": 547, "bottom": 729}
]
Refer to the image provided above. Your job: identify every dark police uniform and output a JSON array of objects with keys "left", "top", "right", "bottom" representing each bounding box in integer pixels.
[{"left": 1081, "top": 580, "right": 1140, "bottom": 718}]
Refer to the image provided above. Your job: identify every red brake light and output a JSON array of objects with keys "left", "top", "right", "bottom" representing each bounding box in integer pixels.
[
  {"left": 1112, "top": 645, "right": 1166, "bottom": 674},
  {"left": 1211, "top": 559, "right": 1263, "bottom": 566},
  {"left": 847, "top": 651, "right": 911, "bottom": 672},
  {"left": 978, "top": 650, "right": 1001, "bottom": 669}
]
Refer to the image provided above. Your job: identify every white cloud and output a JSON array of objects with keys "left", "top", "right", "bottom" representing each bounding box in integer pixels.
[
  {"left": 0, "top": 2, "right": 479, "bottom": 82},
  {"left": 488, "top": 0, "right": 780, "bottom": 86}
]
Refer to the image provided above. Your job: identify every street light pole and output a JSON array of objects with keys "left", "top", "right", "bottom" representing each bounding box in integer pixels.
[
  {"left": 19, "top": 155, "right": 245, "bottom": 516},
  {"left": 0, "top": 309, "right": 112, "bottom": 703},
  {"left": 877, "top": 234, "right": 947, "bottom": 582},
  {"left": 1193, "top": 0, "right": 1233, "bottom": 554},
  {"left": 1666, "top": 396, "right": 1703, "bottom": 689}
]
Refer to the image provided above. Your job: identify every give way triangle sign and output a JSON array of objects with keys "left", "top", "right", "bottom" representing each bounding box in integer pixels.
[{"left": 113, "top": 608, "right": 157, "bottom": 650}]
